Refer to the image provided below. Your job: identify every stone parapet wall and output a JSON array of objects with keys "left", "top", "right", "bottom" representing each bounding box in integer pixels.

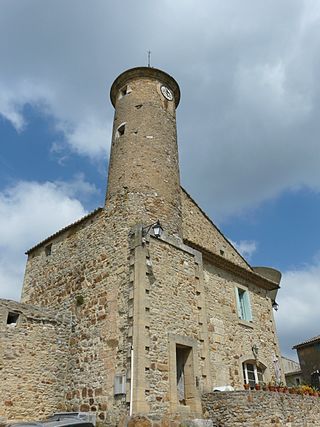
[
  {"left": 118, "top": 414, "right": 213, "bottom": 427},
  {"left": 0, "top": 298, "right": 71, "bottom": 324},
  {"left": 0, "top": 299, "right": 71, "bottom": 423},
  {"left": 202, "top": 391, "right": 320, "bottom": 426}
]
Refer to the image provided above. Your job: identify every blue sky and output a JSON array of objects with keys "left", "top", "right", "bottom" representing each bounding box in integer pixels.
[
  {"left": 0, "top": 105, "right": 103, "bottom": 208},
  {"left": 1, "top": 0, "right": 320, "bottom": 361}
]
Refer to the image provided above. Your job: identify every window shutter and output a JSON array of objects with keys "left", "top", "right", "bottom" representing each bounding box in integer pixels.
[
  {"left": 243, "top": 291, "right": 253, "bottom": 321},
  {"left": 114, "top": 374, "right": 126, "bottom": 395}
]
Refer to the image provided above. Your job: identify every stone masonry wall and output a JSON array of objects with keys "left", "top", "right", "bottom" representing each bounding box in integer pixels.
[
  {"left": 297, "top": 343, "right": 320, "bottom": 384},
  {"left": 15, "top": 197, "right": 283, "bottom": 424},
  {"left": 0, "top": 65, "right": 286, "bottom": 427},
  {"left": 0, "top": 299, "right": 70, "bottom": 423},
  {"left": 146, "top": 236, "right": 204, "bottom": 415},
  {"left": 181, "top": 189, "right": 251, "bottom": 271},
  {"left": 107, "top": 74, "right": 182, "bottom": 237},
  {"left": 129, "top": 229, "right": 283, "bottom": 417},
  {"left": 21, "top": 206, "right": 133, "bottom": 426},
  {"left": 202, "top": 390, "right": 320, "bottom": 426},
  {"left": 203, "top": 261, "right": 283, "bottom": 388}
]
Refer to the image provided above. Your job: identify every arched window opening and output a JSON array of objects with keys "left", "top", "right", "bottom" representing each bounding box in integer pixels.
[
  {"left": 243, "top": 361, "right": 265, "bottom": 388},
  {"left": 116, "top": 123, "right": 126, "bottom": 139},
  {"left": 119, "top": 85, "right": 132, "bottom": 99}
]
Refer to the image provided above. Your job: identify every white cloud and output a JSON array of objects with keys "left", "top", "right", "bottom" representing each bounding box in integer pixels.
[
  {"left": 0, "top": 81, "right": 54, "bottom": 132},
  {"left": 1, "top": 0, "right": 320, "bottom": 216},
  {"left": 53, "top": 173, "right": 98, "bottom": 200},
  {"left": 230, "top": 239, "right": 257, "bottom": 260},
  {"left": 275, "top": 261, "right": 320, "bottom": 359},
  {"left": 0, "top": 178, "right": 91, "bottom": 301},
  {"left": 0, "top": 1, "right": 117, "bottom": 158},
  {"left": 57, "top": 117, "right": 112, "bottom": 159},
  {"left": 1, "top": 1, "right": 320, "bottom": 357}
]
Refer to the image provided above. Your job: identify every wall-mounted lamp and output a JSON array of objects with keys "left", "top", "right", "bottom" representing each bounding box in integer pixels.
[
  {"left": 142, "top": 220, "right": 163, "bottom": 238},
  {"left": 272, "top": 301, "right": 279, "bottom": 311}
]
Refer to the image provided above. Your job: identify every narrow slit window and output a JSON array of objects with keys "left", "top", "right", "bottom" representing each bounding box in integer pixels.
[
  {"left": 120, "top": 86, "right": 128, "bottom": 97},
  {"left": 7, "top": 312, "right": 19, "bottom": 326},
  {"left": 45, "top": 243, "right": 52, "bottom": 256}
]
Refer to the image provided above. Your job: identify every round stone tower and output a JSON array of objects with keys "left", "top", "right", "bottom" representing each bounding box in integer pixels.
[{"left": 106, "top": 66, "right": 182, "bottom": 236}]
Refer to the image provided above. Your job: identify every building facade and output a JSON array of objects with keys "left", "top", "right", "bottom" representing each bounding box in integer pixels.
[
  {"left": 293, "top": 335, "right": 320, "bottom": 388},
  {"left": 281, "top": 356, "right": 302, "bottom": 387},
  {"left": 0, "top": 67, "right": 284, "bottom": 426}
]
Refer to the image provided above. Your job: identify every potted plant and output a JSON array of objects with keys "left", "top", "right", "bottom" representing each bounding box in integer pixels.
[
  {"left": 255, "top": 383, "right": 261, "bottom": 391},
  {"left": 301, "top": 385, "right": 313, "bottom": 396},
  {"left": 268, "top": 377, "right": 276, "bottom": 391},
  {"left": 268, "top": 381, "right": 276, "bottom": 392},
  {"left": 261, "top": 381, "right": 267, "bottom": 391},
  {"left": 244, "top": 383, "right": 250, "bottom": 390}
]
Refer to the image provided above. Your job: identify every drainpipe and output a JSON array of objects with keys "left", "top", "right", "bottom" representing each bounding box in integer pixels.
[{"left": 129, "top": 345, "right": 134, "bottom": 416}]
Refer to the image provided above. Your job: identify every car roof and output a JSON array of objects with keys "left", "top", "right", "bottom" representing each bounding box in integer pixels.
[{"left": 8, "top": 419, "right": 93, "bottom": 427}]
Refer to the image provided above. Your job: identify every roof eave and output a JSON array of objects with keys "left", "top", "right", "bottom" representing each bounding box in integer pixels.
[
  {"left": 25, "top": 207, "right": 104, "bottom": 255},
  {"left": 184, "top": 239, "right": 280, "bottom": 291}
]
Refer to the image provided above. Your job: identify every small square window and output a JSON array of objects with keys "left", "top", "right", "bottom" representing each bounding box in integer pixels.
[
  {"left": 236, "top": 287, "right": 252, "bottom": 322},
  {"left": 7, "top": 312, "right": 19, "bottom": 326}
]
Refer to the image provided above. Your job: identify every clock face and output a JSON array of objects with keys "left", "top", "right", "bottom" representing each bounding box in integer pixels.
[{"left": 161, "top": 85, "right": 173, "bottom": 101}]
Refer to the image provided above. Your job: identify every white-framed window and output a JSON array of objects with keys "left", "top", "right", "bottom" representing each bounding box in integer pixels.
[
  {"left": 242, "top": 362, "right": 264, "bottom": 387},
  {"left": 235, "top": 287, "right": 252, "bottom": 322}
]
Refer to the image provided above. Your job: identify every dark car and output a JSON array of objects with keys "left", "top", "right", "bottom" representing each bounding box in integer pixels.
[{"left": 7, "top": 412, "right": 95, "bottom": 427}]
